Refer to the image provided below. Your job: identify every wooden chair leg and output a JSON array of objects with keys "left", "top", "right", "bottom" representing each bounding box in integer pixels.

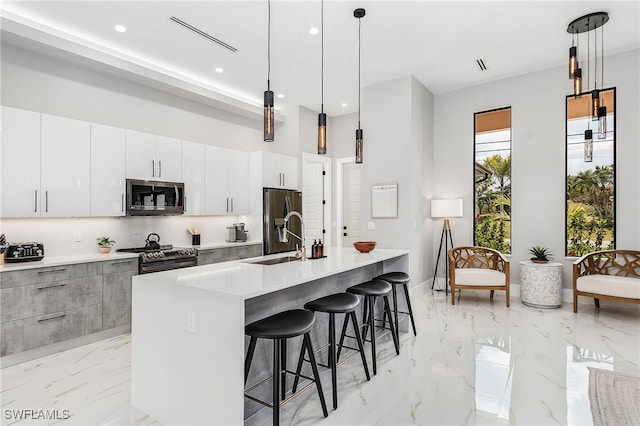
[
  {"left": 573, "top": 292, "right": 578, "bottom": 313},
  {"left": 451, "top": 286, "right": 456, "bottom": 305},
  {"left": 505, "top": 286, "right": 510, "bottom": 307},
  {"left": 594, "top": 298, "right": 600, "bottom": 308},
  {"left": 490, "top": 290, "right": 495, "bottom": 299}
]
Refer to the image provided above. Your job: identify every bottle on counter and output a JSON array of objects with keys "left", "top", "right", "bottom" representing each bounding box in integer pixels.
[
  {"left": 311, "top": 240, "right": 318, "bottom": 258},
  {"left": 318, "top": 239, "right": 324, "bottom": 257}
]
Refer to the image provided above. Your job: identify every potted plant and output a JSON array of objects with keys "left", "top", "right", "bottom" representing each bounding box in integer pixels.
[
  {"left": 529, "top": 245, "right": 553, "bottom": 264},
  {"left": 96, "top": 237, "right": 116, "bottom": 254}
]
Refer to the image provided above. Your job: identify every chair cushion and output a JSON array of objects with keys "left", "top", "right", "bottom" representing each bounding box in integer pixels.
[
  {"left": 245, "top": 309, "right": 315, "bottom": 339},
  {"left": 375, "top": 271, "right": 410, "bottom": 284},
  {"left": 304, "top": 293, "right": 360, "bottom": 313},
  {"left": 347, "top": 279, "right": 392, "bottom": 296},
  {"left": 454, "top": 268, "right": 506, "bottom": 287},
  {"left": 577, "top": 275, "right": 640, "bottom": 299}
]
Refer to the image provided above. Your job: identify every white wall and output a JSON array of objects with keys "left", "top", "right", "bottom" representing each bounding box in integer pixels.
[
  {"left": 433, "top": 49, "right": 640, "bottom": 288},
  {"left": 0, "top": 43, "right": 300, "bottom": 256}
]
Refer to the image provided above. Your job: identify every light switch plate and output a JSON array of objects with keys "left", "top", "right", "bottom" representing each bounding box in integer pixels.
[
  {"left": 73, "top": 231, "right": 81, "bottom": 242},
  {"left": 367, "top": 222, "right": 375, "bottom": 230}
]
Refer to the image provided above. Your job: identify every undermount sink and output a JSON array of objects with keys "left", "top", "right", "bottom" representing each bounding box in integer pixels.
[{"left": 248, "top": 256, "right": 302, "bottom": 265}]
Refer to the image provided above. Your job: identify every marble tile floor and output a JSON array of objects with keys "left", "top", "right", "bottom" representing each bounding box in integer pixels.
[{"left": 1, "top": 285, "right": 639, "bottom": 426}]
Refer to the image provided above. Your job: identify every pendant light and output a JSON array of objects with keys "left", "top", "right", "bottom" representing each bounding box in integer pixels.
[
  {"left": 567, "top": 12, "right": 609, "bottom": 100},
  {"left": 584, "top": 129, "right": 593, "bottom": 162},
  {"left": 597, "top": 21, "right": 607, "bottom": 139},
  {"left": 263, "top": 0, "right": 274, "bottom": 142},
  {"left": 317, "top": 0, "right": 327, "bottom": 155},
  {"left": 354, "top": 8, "right": 365, "bottom": 164}
]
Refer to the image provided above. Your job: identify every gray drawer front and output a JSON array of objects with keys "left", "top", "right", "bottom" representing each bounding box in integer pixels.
[
  {"left": 198, "top": 244, "right": 261, "bottom": 265},
  {"left": 103, "top": 271, "right": 134, "bottom": 329},
  {"left": 102, "top": 258, "right": 138, "bottom": 274},
  {"left": 0, "top": 262, "right": 102, "bottom": 289},
  {"left": 1, "top": 276, "right": 102, "bottom": 323},
  {"left": 1, "top": 304, "right": 102, "bottom": 357}
]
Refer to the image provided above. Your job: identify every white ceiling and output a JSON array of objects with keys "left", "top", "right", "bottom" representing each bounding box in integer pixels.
[{"left": 2, "top": 1, "right": 639, "bottom": 119}]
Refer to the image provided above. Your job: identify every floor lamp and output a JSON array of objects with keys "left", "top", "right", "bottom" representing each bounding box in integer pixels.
[{"left": 431, "top": 199, "right": 463, "bottom": 295}]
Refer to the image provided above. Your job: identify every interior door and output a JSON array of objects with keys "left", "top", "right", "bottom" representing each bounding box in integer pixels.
[
  {"left": 303, "top": 162, "right": 324, "bottom": 249},
  {"left": 342, "top": 162, "right": 361, "bottom": 247}
]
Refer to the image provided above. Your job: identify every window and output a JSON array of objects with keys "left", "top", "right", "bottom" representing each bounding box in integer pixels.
[
  {"left": 474, "top": 107, "right": 512, "bottom": 254},
  {"left": 566, "top": 88, "right": 615, "bottom": 256}
]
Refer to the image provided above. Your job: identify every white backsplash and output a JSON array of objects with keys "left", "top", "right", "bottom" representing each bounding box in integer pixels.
[{"left": 0, "top": 215, "right": 259, "bottom": 257}]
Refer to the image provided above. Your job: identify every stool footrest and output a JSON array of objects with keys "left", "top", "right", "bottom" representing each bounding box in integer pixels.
[{"left": 245, "top": 379, "right": 315, "bottom": 409}]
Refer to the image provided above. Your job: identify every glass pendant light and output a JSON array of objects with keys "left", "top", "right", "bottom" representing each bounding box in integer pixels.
[
  {"left": 573, "top": 68, "right": 582, "bottom": 97},
  {"left": 569, "top": 37, "right": 578, "bottom": 79},
  {"left": 317, "top": 0, "right": 326, "bottom": 155},
  {"left": 584, "top": 129, "right": 593, "bottom": 162},
  {"left": 598, "top": 106, "right": 607, "bottom": 139},
  {"left": 567, "top": 12, "right": 608, "bottom": 100},
  {"left": 354, "top": 8, "right": 365, "bottom": 164},
  {"left": 591, "top": 89, "right": 600, "bottom": 121},
  {"left": 263, "top": 0, "right": 274, "bottom": 142}
]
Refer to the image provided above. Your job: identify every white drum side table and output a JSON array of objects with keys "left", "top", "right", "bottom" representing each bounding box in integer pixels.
[{"left": 519, "top": 261, "right": 563, "bottom": 308}]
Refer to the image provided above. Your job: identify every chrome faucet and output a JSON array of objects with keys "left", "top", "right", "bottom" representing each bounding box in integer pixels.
[{"left": 283, "top": 211, "right": 306, "bottom": 260}]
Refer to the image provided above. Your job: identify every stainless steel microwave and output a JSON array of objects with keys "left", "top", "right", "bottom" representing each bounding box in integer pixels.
[{"left": 126, "top": 179, "right": 185, "bottom": 216}]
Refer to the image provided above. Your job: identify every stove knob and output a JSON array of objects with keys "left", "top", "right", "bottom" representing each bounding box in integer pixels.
[{"left": 155, "top": 252, "right": 162, "bottom": 258}]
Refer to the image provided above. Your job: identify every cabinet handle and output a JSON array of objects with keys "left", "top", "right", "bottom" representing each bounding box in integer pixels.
[
  {"left": 37, "top": 313, "right": 66, "bottom": 323},
  {"left": 37, "top": 283, "right": 66, "bottom": 290},
  {"left": 109, "top": 260, "right": 134, "bottom": 265},
  {"left": 34, "top": 190, "right": 38, "bottom": 213},
  {"left": 226, "top": 198, "right": 229, "bottom": 213},
  {"left": 37, "top": 267, "right": 67, "bottom": 274},
  {"left": 45, "top": 190, "right": 49, "bottom": 213},
  {"left": 152, "top": 160, "right": 155, "bottom": 177},
  {"left": 230, "top": 198, "right": 234, "bottom": 212},
  {"left": 159, "top": 160, "right": 162, "bottom": 178},
  {"left": 121, "top": 193, "right": 124, "bottom": 212},
  {"left": 184, "top": 195, "right": 187, "bottom": 213},
  {"left": 283, "top": 173, "right": 285, "bottom": 187}
]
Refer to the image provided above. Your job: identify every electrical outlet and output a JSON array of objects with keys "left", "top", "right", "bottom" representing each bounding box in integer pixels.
[
  {"left": 367, "top": 222, "right": 375, "bottom": 230},
  {"left": 187, "top": 311, "right": 196, "bottom": 333},
  {"left": 73, "top": 231, "right": 81, "bottom": 242}
]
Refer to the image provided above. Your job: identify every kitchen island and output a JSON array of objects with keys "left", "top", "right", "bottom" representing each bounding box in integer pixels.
[{"left": 131, "top": 247, "right": 409, "bottom": 425}]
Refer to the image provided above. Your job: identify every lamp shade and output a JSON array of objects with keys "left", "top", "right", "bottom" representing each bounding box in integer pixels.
[{"left": 431, "top": 199, "right": 463, "bottom": 218}]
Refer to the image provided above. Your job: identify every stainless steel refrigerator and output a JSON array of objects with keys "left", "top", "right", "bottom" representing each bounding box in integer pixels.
[{"left": 263, "top": 188, "right": 302, "bottom": 255}]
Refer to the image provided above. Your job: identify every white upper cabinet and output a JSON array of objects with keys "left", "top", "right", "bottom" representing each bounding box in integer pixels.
[
  {"left": 260, "top": 151, "right": 299, "bottom": 189},
  {"left": 181, "top": 141, "right": 205, "bottom": 216},
  {"left": 91, "top": 123, "right": 125, "bottom": 216},
  {"left": 1, "top": 106, "right": 41, "bottom": 218},
  {"left": 204, "top": 146, "right": 249, "bottom": 215},
  {"left": 125, "top": 130, "right": 181, "bottom": 181},
  {"left": 40, "top": 114, "right": 91, "bottom": 217}
]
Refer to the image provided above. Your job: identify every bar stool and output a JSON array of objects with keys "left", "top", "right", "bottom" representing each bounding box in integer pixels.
[
  {"left": 293, "top": 293, "right": 370, "bottom": 409},
  {"left": 375, "top": 272, "right": 417, "bottom": 337},
  {"left": 340, "top": 279, "right": 399, "bottom": 375},
  {"left": 244, "top": 309, "right": 328, "bottom": 426}
]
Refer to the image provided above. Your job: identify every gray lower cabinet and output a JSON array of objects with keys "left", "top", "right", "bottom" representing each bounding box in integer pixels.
[
  {"left": 198, "top": 243, "right": 262, "bottom": 265},
  {"left": 102, "top": 258, "right": 137, "bottom": 329}
]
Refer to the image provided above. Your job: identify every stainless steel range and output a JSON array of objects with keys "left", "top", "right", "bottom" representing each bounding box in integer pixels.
[{"left": 117, "top": 233, "right": 198, "bottom": 274}]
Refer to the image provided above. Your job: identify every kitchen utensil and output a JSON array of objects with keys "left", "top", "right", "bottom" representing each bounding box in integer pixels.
[{"left": 145, "top": 233, "right": 161, "bottom": 250}]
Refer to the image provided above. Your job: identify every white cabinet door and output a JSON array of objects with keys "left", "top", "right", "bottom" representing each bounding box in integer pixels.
[
  {"left": 91, "top": 123, "right": 125, "bottom": 216},
  {"left": 1, "top": 106, "right": 41, "bottom": 217},
  {"left": 204, "top": 146, "right": 230, "bottom": 215},
  {"left": 260, "top": 151, "right": 299, "bottom": 189},
  {"left": 228, "top": 150, "right": 250, "bottom": 215},
  {"left": 125, "top": 130, "right": 155, "bottom": 180},
  {"left": 182, "top": 141, "right": 205, "bottom": 215},
  {"left": 40, "top": 114, "right": 91, "bottom": 217},
  {"left": 279, "top": 154, "right": 299, "bottom": 190},
  {"left": 155, "top": 136, "right": 182, "bottom": 182}
]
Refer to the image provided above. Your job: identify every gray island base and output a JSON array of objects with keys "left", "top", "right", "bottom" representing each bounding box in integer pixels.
[{"left": 131, "top": 247, "right": 409, "bottom": 425}]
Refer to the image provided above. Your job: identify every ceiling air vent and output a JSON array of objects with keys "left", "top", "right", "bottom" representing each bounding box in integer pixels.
[
  {"left": 170, "top": 16, "right": 238, "bottom": 52},
  {"left": 476, "top": 58, "right": 487, "bottom": 71}
]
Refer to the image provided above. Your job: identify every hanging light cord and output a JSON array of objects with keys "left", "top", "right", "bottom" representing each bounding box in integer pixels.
[
  {"left": 594, "top": 18, "right": 597, "bottom": 91},
  {"left": 321, "top": 0, "right": 324, "bottom": 114},
  {"left": 267, "top": 0, "right": 271, "bottom": 91},
  {"left": 601, "top": 17, "right": 604, "bottom": 89},
  {"left": 358, "top": 15, "right": 361, "bottom": 127}
]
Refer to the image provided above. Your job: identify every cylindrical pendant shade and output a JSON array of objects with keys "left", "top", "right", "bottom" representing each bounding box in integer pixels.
[
  {"left": 355, "top": 128, "right": 363, "bottom": 164},
  {"left": 584, "top": 129, "right": 593, "bottom": 162},
  {"left": 318, "top": 113, "right": 327, "bottom": 154},
  {"left": 264, "top": 90, "right": 274, "bottom": 142},
  {"left": 598, "top": 106, "right": 607, "bottom": 139},
  {"left": 569, "top": 46, "right": 578, "bottom": 79},
  {"left": 573, "top": 68, "right": 582, "bottom": 96},
  {"left": 591, "top": 90, "right": 600, "bottom": 121}
]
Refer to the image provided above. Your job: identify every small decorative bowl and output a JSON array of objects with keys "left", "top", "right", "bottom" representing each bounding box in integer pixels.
[{"left": 353, "top": 241, "right": 376, "bottom": 253}]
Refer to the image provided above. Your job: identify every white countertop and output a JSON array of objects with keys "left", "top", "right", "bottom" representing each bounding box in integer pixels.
[
  {"left": 195, "top": 241, "right": 261, "bottom": 250},
  {"left": 0, "top": 251, "right": 139, "bottom": 272},
  {"left": 134, "top": 247, "right": 409, "bottom": 300}
]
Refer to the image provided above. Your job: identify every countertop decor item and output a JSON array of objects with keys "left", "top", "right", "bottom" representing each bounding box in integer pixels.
[
  {"left": 353, "top": 241, "right": 376, "bottom": 253},
  {"left": 97, "top": 236, "right": 116, "bottom": 254},
  {"left": 529, "top": 245, "right": 552, "bottom": 263}
]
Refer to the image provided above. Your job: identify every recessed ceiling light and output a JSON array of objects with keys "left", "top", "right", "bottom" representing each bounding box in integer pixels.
[
  {"left": 341, "top": 103, "right": 348, "bottom": 107},
  {"left": 114, "top": 24, "right": 126, "bottom": 33},
  {"left": 277, "top": 94, "right": 284, "bottom": 99},
  {"left": 215, "top": 67, "right": 224, "bottom": 73},
  {"left": 309, "top": 27, "right": 319, "bottom": 35}
]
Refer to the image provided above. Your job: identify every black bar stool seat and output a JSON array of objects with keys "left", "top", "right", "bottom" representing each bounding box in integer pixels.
[
  {"left": 375, "top": 271, "right": 417, "bottom": 337},
  {"left": 342, "top": 279, "right": 399, "bottom": 375},
  {"left": 244, "top": 309, "right": 328, "bottom": 425},
  {"left": 294, "top": 293, "right": 370, "bottom": 410}
]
